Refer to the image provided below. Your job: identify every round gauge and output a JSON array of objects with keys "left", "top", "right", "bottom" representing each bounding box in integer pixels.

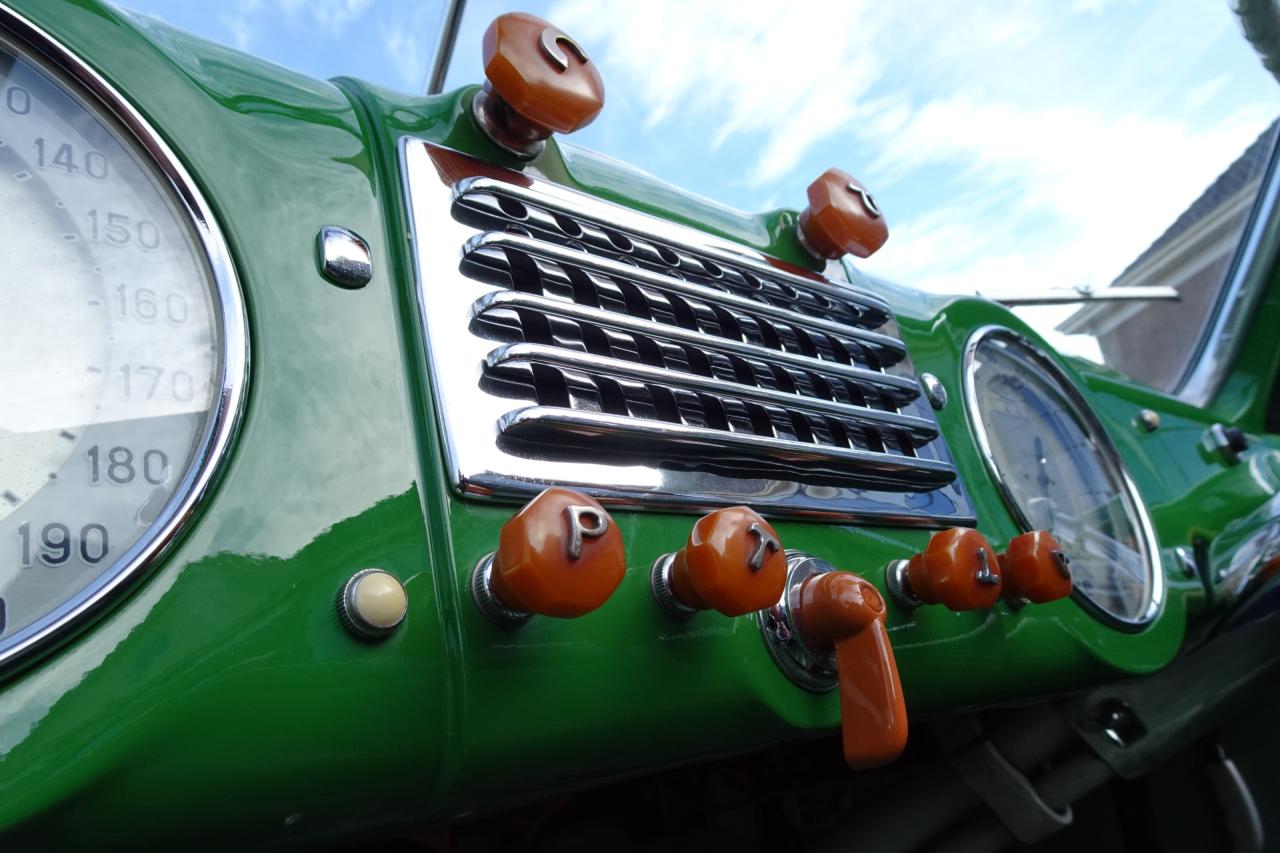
[
  {"left": 0, "top": 10, "right": 245, "bottom": 670},
  {"left": 963, "top": 327, "right": 1161, "bottom": 629}
]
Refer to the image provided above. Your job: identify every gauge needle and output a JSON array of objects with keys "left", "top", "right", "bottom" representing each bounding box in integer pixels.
[{"left": 1034, "top": 436, "right": 1056, "bottom": 527}]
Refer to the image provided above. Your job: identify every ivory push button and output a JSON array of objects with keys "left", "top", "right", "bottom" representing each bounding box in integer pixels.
[
  {"left": 792, "top": 571, "right": 908, "bottom": 769},
  {"left": 999, "top": 530, "right": 1072, "bottom": 603},
  {"left": 651, "top": 507, "right": 786, "bottom": 618},
  {"left": 797, "top": 168, "right": 889, "bottom": 259},
  {"left": 886, "top": 528, "right": 1003, "bottom": 612},
  {"left": 338, "top": 569, "right": 408, "bottom": 640},
  {"left": 471, "top": 487, "right": 625, "bottom": 627},
  {"left": 473, "top": 11, "right": 605, "bottom": 157}
]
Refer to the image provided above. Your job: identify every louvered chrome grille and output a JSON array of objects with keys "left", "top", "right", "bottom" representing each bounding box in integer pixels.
[{"left": 402, "top": 140, "right": 974, "bottom": 525}]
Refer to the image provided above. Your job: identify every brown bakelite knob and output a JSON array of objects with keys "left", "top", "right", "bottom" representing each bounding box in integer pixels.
[
  {"left": 657, "top": 507, "right": 786, "bottom": 617},
  {"left": 797, "top": 168, "right": 889, "bottom": 259},
  {"left": 474, "top": 487, "right": 625, "bottom": 625},
  {"left": 474, "top": 12, "right": 605, "bottom": 156},
  {"left": 904, "top": 528, "right": 1002, "bottom": 611},
  {"left": 999, "top": 530, "right": 1072, "bottom": 603},
  {"left": 793, "top": 572, "right": 908, "bottom": 769}
]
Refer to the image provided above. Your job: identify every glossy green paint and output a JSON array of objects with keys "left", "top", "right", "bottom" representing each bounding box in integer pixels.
[{"left": 0, "top": 1, "right": 1276, "bottom": 848}]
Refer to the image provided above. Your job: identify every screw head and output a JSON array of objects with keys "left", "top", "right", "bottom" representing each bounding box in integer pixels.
[
  {"left": 920, "top": 373, "right": 948, "bottom": 410},
  {"left": 1135, "top": 409, "right": 1160, "bottom": 432}
]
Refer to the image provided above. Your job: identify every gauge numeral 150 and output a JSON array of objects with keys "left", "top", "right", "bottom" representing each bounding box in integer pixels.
[
  {"left": 18, "top": 522, "right": 110, "bottom": 567},
  {"left": 89, "top": 211, "right": 161, "bottom": 250},
  {"left": 87, "top": 445, "right": 171, "bottom": 486}
]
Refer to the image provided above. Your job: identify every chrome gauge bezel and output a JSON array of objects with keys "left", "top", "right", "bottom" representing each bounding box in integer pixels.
[
  {"left": 0, "top": 5, "right": 248, "bottom": 673},
  {"left": 962, "top": 326, "right": 1163, "bottom": 631}
]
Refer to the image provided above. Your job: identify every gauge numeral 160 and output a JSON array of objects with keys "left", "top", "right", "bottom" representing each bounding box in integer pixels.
[
  {"left": 18, "top": 522, "right": 110, "bottom": 567},
  {"left": 115, "top": 286, "right": 189, "bottom": 325},
  {"left": 87, "top": 445, "right": 171, "bottom": 486}
]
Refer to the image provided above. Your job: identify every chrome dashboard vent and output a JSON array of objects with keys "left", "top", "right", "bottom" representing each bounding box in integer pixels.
[{"left": 402, "top": 140, "right": 974, "bottom": 526}]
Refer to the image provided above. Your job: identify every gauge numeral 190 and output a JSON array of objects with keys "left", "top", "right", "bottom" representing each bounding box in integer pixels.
[
  {"left": 18, "top": 522, "right": 110, "bottom": 567},
  {"left": 4, "top": 85, "right": 30, "bottom": 115},
  {"left": 114, "top": 286, "right": 189, "bottom": 325},
  {"left": 119, "top": 364, "right": 199, "bottom": 402},
  {"left": 88, "top": 211, "right": 160, "bottom": 250},
  {"left": 87, "top": 445, "right": 171, "bottom": 486},
  {"left": 32, "top": 138, "right": 108, "bottom": 180}
]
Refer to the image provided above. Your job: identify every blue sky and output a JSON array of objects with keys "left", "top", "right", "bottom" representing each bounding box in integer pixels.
[{"left": 118, "top": 0, "right": 1280, "bottom": 355}]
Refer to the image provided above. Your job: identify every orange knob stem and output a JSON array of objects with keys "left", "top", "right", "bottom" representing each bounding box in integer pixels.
[
  {"left": 999, "top": 530, "right": 1073, "bottom": 603},
  {"left": 794, "top": 572, "right": 907, "bottom": 769},
  {"left": 475, "top": 12, "right": 605, "bottom": 156},
  {"left": 474, "top": 487, "right": 625, "bottom": 626},
  {"left": 798, "top": 168, "right": 889, "bottom": 259},
  {"left": 902, "top": 528, "right": 1002, "bottom": 612},
  {"left": 659, "top": 507, "right": 786, "bottom": 618}
]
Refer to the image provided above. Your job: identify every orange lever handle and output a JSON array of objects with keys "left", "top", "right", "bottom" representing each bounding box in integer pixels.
[{"left": 795, "top": 572, "right": 907, "bottom": 769}]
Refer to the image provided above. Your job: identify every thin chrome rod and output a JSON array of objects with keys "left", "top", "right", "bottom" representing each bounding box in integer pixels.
[{"left": 426, "top": 0, "right": 467, "bottom": 95}]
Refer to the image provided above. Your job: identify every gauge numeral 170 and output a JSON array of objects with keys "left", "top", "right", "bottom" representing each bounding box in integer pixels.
[
  {"left": 18, "top": 522, "right": 110, "bottom": 567},
  {"left": 87, "top": 445, "right": 171, "bottom": 486},
  {"left": 119, "top": 364, "right": 200, "bottom": 402}
]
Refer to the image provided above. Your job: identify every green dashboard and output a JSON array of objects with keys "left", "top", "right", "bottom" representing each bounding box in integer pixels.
[{"left": 1, "top": 2, "right": 1279, "bottom": 849}]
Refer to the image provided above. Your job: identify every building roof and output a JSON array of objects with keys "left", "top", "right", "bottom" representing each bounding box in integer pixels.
[{"left": 1111, "top": 118, "right": 1278, "bottom": 284}]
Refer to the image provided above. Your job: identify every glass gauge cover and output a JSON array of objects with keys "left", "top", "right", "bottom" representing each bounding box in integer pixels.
[
  {"left": 0, "top": 14, "right": 244, "bottom": 670},
  {"left": 964, "top": 328, "right": 1161, "bottom": 629}
]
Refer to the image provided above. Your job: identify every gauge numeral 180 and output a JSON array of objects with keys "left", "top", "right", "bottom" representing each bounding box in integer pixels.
[
  {"left": 115, "top": 286, "right": 189, "bottom": 325},
  {"left": 32, "top": 138, "right": 108, "bottom": 180},
  {"left": 87, "top": 445, "right": 171, "bottom": 486},
  {"left": 119, "top": 364, "right": 200, "bottom": 402},
  {"left": 4, "top": 84, "right": 30, "bottom": 115},
  {"left": 89, "top": 211, "right": 161, "bottom": 250},
  {"left": 18, "top": 522, "right": 110, "bottom": 567}
]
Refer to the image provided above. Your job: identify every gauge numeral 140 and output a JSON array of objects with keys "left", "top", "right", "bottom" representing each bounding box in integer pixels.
[
  {"left": 87, "top": 445, "right": 171, "bottom": 486},
  {"left": 32, "top": 138, "right": 108, "bottom": 180},
  {"left": 18, "top": 522, "right": 110, "bottom": 567},
  {"left": 89, "top": 211, "right": 160, "bottom": 250}
]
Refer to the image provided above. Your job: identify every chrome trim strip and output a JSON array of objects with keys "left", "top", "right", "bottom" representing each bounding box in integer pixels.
[
  {"left": 472, "top": 289, "right": 922, "bottom": 403},
  {"left": 425, "top": 0, "right": 466, "bottom": 95},
  {"left": 962, "top": 326, "right": 1163, "bottom": 631},
  {"left": 485, "top": 343, "right": 938, "bottom": 444},
  {"left": 465, "top": 230, "right": 908, "bottom": 363},
  {"left": 401, "top": 138, "right": 974, "bottom": 526},
  {"left": 454, "top": 175, "right": 894, "bottom": 323},
  {"left": 498, "top": 407, "right": 958, "bottom": 490},
  {"left": 1176, "top": 131, "right": 1280, "bottom": 406},
  {"left": 0, "top": 6, "right": 249, "bottom": 673}
]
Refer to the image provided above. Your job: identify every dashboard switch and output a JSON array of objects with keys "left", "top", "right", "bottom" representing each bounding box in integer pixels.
[
  {"left": 651, "top": 507, "right": 786, "bottom": 618},
  {"left": 797, "top": 168, "right": 889, "bottom": 259},
  {"left": 793, "top": 571, "right": 908, "bottom": 768},
  {"left": 471, "top": 487, "right": 625, "bottom": 627},
  {"left": 889, "top": 528, "right": 1003, "bottom": 612},
  {"left": 473, "top": 11, "right": 605, "bottom": 157},
  {"left": 999, "top": 530, "right": 1072, "bottom": 603}
]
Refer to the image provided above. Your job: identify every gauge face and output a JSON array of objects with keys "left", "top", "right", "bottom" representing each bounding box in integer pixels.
[
  {"left": 965, "top": 329, "right": 1159, "bottom": 628},
  {"left": 0, "top": 20, "right": 243, "bottom": 668}
]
